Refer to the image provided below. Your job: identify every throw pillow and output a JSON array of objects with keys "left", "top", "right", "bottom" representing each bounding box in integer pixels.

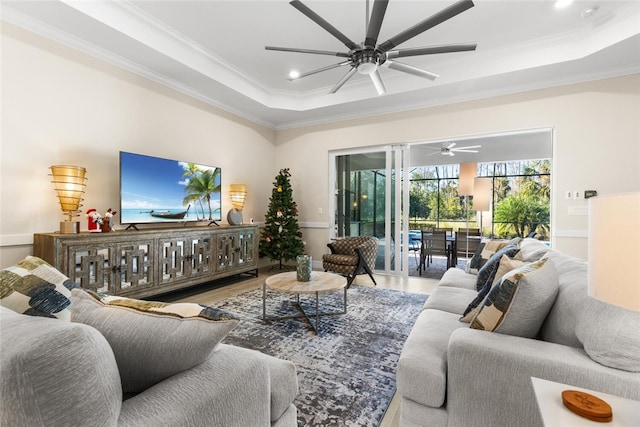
[
  {"left": 71, "top": 288, "right": 239, "bottom": 393},
  {"left": 505, "top": 236, "right": 523, "bottom": 247},
  {"left": 479, "top": 239, "right": 509, "bottom": 264},
  {"left": 470, "top": 258, "right": 559, "bottom": 338},
  {"left": 0, "top": 305, "right": 122, "bottom": 426},
  {"left": 490, "top": 255, "right": 527, "bottom": 287},
  {"left": 576, "top": 299, "right": 640, "bottom": 373},
  {"left": 466, "top": 242, "right": 486, "bottom": 274},
  {"left": 475, "top": 245, "right": 520, "bottom": 291},
  {"left": 0, "top": 256, "right": 76, "bottom": 320},
  {"left": 460, "top": 255, "right": 526, "bottom": 323}
]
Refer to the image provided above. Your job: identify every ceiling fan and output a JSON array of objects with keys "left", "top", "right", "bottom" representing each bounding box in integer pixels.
[
  {"left": 430, "top": 142, "right": 482, "bottom": 156},
  {"left": 265, "top": 0, "right": 477, "bottom": 95}
]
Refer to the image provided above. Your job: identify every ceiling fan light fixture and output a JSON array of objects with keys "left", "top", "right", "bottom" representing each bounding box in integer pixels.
[
  {"left": 354, "top": 50, "right": 381, "bottom": 75},
  {"left": 358, "top": 62, "right": 378, "bottom": 75},
  {"left": 580, "top": 6, "right": 599, "bottom": 18},
  {"left": 288, "top": 70, "right": 301, "bottom": 79}
]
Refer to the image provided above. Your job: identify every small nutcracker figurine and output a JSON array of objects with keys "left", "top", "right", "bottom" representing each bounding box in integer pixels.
[{"left": 101, "top": 208, "right": 117, "bottom": 232}]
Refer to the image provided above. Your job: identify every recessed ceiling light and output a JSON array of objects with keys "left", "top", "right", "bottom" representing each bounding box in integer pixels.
[
  {"left": 555, "top": 0, "right": 574, "bottom": 9},
  {"left": 581, "top": 6, "right": 599, "bottom": 18},
  {"left": 288, "top": 70, "right": 300, "bottom": 80}
]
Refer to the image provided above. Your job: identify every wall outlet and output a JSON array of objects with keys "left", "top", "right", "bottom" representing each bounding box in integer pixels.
[
  {"left": 565, "top": 191, "right": 573, "bottom": 200},
  {"left": 573, "top": 190, "right": 581, "bottom": 200}
]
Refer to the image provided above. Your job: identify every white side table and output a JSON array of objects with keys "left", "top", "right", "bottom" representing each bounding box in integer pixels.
[{"left": 531, "top": 377, "right": 640, "bottom": 426}]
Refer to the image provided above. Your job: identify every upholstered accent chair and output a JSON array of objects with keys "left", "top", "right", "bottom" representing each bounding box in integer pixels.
[{"left": 322, "top": 236, "right": 378, "bottom": 288}]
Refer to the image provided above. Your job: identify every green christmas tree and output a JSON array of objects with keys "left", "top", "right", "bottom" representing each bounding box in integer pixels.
[{"left": 259, "top": 168, "right": 305, "bottom": 269}]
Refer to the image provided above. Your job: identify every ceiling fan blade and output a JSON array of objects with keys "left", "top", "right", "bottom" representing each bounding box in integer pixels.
[
  {"left": 266, "top": 46, "right": 350, "bottom": 58},
  {"left": 370, "top": 69, "right": 386, "bottom": 95},
  {"left": 452, "top": 149, "right": 479, "bottom": 153},
  {"left": 330, "top": 67, "right": 358, "bottom": 94},
  {"left": 290, "top": 61, "right": 350, "bottom": 80},
  {"left": 290, "top": 0, "right": 359, "bottom": 51},
  {"left": 387, "top": 43, "right": 477, "bottom": 59},
  {"left": 453, "top": 144, "right": 481, "bottom": 150},
  {"left": 364, "top": 0, "right": 389, "bottom": 48},
  {"left": 382, "top": 60, "right": 439, "bottom": 80},
  {"left": 377, "top": 0, "right": 474, "bottom": 52}
]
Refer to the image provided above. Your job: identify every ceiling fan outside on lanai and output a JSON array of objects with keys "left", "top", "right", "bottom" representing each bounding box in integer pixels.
[
  {"left": 266, "top": 0, "right": 477, "bottom": 95},
  {"left": 432, "top": 142, "right": 482, "bottom": 156}
]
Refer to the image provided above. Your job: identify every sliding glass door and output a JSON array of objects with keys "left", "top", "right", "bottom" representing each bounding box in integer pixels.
[{"left": 329, "top": 145, "right": 410, "bottom": 275}]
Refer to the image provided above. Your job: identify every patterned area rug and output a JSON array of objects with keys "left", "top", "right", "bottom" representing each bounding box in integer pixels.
[{"left": 217, "top": 285, "right": 428, "bottom": 427}]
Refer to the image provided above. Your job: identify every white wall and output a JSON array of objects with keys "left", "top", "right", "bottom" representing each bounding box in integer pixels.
[
  {"left": 276, "top": 74, "right": 640, "bottom": 261},
  {"left": 1, "top": 24, "right": 277, "bottom": 267},
  {"left": 2, "top": 22, "right": 639, "bottom": 268}
]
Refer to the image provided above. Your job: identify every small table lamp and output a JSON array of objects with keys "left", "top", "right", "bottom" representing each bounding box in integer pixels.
[
  {"left": 588, "top": 192, "right": 640, "bottom": 311},
  {"left": 227, "top": 184, "right": 247, "bottom": 225},
  {"left": 50, "top": 165, "right": 87, "bottom": 233}
]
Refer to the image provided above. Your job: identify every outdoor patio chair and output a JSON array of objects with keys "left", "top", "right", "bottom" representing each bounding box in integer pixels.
[
  {"left": 391, "top": 229, "right": 421, "bottom": 268},
  {"left": 420, "top": 230, "right": 451, "bottom": 274},
  {"left": 322, "top": 236, "right": 378, "bottom": 288},
  {"left": 433, "top": 227, "right": 454, "bottom": 237},
  {"left": 457, "top": 227, "right": 480, "bottom": 234},
  {"left": 453, "top": 231, "right": 483, "bottom": 266}
]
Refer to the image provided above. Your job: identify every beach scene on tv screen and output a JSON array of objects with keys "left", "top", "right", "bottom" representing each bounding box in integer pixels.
[{"left": 120, "top": 152, "right": 221, "bottom": 224}]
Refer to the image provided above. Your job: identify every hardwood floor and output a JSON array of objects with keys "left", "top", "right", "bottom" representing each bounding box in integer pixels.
[{"left": 168, "top": 267, "right": 439, "bottom": 427}]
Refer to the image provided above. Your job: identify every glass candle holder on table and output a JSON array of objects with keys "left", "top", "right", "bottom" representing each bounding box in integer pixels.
[{"left": 296, "top": 255, "right": 312, "bottom": 282}]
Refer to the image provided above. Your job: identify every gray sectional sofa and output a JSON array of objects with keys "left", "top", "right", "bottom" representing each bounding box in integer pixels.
[
  {"left": 0, "top": 256, "right": 298, "bottom": 427},
  {"left": 397, "top": 238, "right": 640, "bottom": 427},
  {"left": 0, "top": 305, "right": 298, "bottom": 427}
]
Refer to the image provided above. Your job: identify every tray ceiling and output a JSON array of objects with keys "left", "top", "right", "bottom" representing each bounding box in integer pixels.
[{"left": 3, "top": 0, "right": 640, "bottom": 129}]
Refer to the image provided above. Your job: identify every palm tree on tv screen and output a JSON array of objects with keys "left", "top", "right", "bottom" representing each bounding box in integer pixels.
[
  {"left": 182, "top": 163, "right": 207, "bottom": 220},
  {"left": 183, "top": 168, "right": 221, "bottom": 221}
]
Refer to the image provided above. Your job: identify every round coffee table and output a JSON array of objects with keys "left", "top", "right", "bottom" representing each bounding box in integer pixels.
[{"left": 262, "top": 271, "right": 348, "bottom": 335}]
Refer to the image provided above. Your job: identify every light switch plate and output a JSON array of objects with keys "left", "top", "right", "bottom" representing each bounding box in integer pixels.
[{"left": 568, "top": 206, "right": 588, "bottom": 216}]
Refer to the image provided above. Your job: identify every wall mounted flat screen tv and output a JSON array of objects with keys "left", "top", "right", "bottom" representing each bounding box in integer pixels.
[{"left": 119, "top": 151, "right": 221, "bottom": 226}]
